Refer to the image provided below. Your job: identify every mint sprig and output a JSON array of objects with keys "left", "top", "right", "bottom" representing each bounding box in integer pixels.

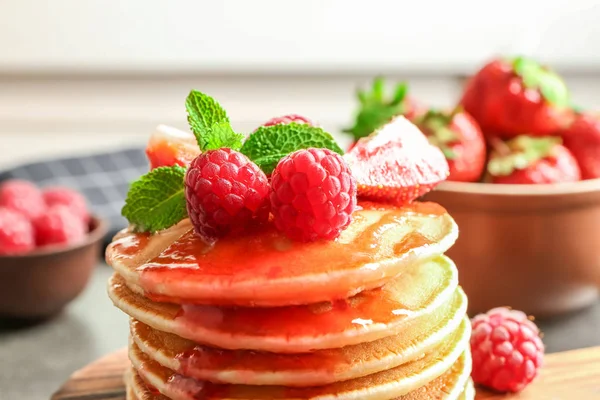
[
  {"left": 201, "top": 121, "right": 244, "bottom": 151},
  {"left": 122, "top": 90, "right": 346, "bottom": 233},
  {"left": 240, "top": 123, "right": 344, "bottom": 174},
  {"left": 186, "top": 90, "right": 243, "bottom": 151},
  {"left": 121, "top": 166, "right": 187, "bottom": 233}
]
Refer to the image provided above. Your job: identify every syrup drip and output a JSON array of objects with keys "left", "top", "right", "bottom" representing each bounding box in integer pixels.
[
  {"left": 109, "top": 232, "right": 150, "bottom": 260},
  {"left": 173, "top": 257, "right": 452, "bottom": 338},
  {"left": 177, "top": 345, "right": 344, "bottom": 377},
  {"left": 134, "top": 318, "right": 467, "bottom": 399},
  {"left": 135, "top": 202, "right": 446, "bottom": 297},
  {"left": 129, "top": 289, "right": 461, "bottom": 381}
]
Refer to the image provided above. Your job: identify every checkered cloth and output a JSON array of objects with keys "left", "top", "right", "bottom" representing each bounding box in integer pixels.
[{"left": 0, "top": 148, "right": 148, "bottom": 244}]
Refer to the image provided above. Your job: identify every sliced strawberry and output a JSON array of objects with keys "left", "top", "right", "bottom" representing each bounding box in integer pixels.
[
  {"left": 146, "top": 125, "right": 200, "bottom": 170},
  {"left": 344, "top": 116, "right": 449, "bottom": 205}
]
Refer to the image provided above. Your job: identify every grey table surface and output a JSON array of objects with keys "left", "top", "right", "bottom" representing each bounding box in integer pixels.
[{"left": 1, "top": 264, "right": 600, "bottom": 400}]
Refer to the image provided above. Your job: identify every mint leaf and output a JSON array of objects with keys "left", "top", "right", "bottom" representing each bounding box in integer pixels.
[
  {"left": 185, "top": 90, "right": 230, "bottom": 150},
  {"left": 122, "top": 166, "right": 188, "bottom": 233},
  {"left": 512, "top": 57, "right": 569, "bottom": 108},
  {"left": 201, "top": 121, "right": 244, "bottom": 151},
  {"left": 240, "top": 123, "right": 344, "bottom": 174}
]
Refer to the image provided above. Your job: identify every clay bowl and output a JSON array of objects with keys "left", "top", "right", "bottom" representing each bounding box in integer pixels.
[
  {"left": 0, "top": 216, "right": 108, "bottom": 319},
  {"left": 423, "top": 179, "right": 600, "bottom": 319}
]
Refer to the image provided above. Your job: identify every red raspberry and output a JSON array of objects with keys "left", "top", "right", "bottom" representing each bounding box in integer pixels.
[
  {"left": 471, "top": 307, "right": 544, "bottom": 393},
  {"left": 0, "top": 207, "right": 35, "bottom": 255},
  {"left": 261, "top": 114, "right": 314, "bottom": 127},
  {"left": 33, "top": 205, "right": 87, "bottom": 247},
  {"left": 270, "top": 148, "right": 357, "bottom": 241},
  {"left": 0, "top": 180, "right": 46, "bottom": 220},
  {"left": 184, "top": 148, "right": 270, "bottom": 243},
  {"left": 43, "top": 186, "right": 90, "bottom": 223}
]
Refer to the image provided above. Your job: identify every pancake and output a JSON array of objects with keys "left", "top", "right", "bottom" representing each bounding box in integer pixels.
[
  {"left": 126, "top": 367, "right": 168, "bottom": 400},
  {"left": 130, "top": 288, "right": 466, "bottom": 386},
  {"left": 109, "top": 255, "right": 458, "bottom": 352},
  {"left": 126, "top": 373, "right": 475, "bottom": 400},
  {"left": 460, "top": 379, "right": 475, "bottom": 400},
  {"left": 127, "top": 386, "right": 136, "bottom": 400},
  {"left": 128, "top": 318, "right": 470, "bottom": 400},
  {"left": 107, "top": 202, "right": 458, "bottom": 307}
]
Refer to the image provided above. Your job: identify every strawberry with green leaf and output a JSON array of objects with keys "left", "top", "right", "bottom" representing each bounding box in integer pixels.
[
  {"left": 460, "top": 57, "right": 574, "bottom": 139},
  {"left": 415, "top": 107, "right": 486, "bottom": 182},
  {"left": 487, "top": 135, "right": 581, "bottom": 184},
  {"left": 344, "top": 77, "right": 422, "bottom": 145}
]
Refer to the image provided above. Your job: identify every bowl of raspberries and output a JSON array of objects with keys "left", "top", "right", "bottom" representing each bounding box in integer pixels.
[
  {"left": 0, "top": 179, "right": 107, "bottom": 319},
  {"left": 345, "top": 56, "right": 600, "bottom": 318}
]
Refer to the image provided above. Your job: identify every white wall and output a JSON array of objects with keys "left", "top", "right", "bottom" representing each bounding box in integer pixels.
[{"left": 1, "top": 0, "right": 599, "bottom": 74}]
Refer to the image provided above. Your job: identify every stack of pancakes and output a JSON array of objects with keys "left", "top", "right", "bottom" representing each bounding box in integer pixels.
[{"left": 107, "top": 201, "right": 474, "bottom": 399}]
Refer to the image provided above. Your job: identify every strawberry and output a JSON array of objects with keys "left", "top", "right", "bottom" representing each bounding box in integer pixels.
[
  {"left": 487, "top": 136, "right": 581, "bottom": 184},
  {"left": 460, "top": 57, "right": 574, "bottom": 139},
  {"left": 344, "top": 77, "right": 423, "bottom": 145},
  {"left": 562, "top": 112, "right": 600, "bottom": 179},
  {"left": 146, "top": 124, "right": 201, "bottom": 170},
  {"left": 415, "top": 107, "right": 486, "bottom": 182},
  {"left": 344, "top": 116, "right": 449, "bottom": 205}
]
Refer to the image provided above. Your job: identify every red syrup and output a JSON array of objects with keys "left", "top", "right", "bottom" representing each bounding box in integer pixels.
[
  {"left": 108, "top": 231, "right": 150, "bottom": 262},
  {"left": 172, "top": 260, "right": 446, "bottom": 342},
  {"left": 164, "top": 370, "right": 291, "bottom": 400},
  {"left": 135, "top": 201, "right": 446, "bottom": 305},
  {"left": 136, "top": 364, "right": 162, "bottom": 396},
  {"left": 175, "top": 342, "right": 344, "bottom": 378}
]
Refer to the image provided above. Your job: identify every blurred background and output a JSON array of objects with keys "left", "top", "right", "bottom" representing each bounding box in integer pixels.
[
  {"left": 1, "top": 1, "right": 600, "bottom": 399},
  {"left": 2, "top": 0, "right": 600, "bottom": 166}
]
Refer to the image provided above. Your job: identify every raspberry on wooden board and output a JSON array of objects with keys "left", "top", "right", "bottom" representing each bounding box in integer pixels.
[{"left": 471, "top": 307, "right": 544, "bottom": 393}]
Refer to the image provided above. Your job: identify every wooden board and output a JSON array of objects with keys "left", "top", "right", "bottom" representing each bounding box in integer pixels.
[{"left": 51, "top": 346, "right": 600, "bottom": 400}]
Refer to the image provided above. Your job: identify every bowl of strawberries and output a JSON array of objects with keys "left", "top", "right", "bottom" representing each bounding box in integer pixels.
[
  {"left": 345, "top": 57, "right": 600, "bottom": 318},
  {"left": 0, "top": 180, "right": 107, "bottom": 319}
]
